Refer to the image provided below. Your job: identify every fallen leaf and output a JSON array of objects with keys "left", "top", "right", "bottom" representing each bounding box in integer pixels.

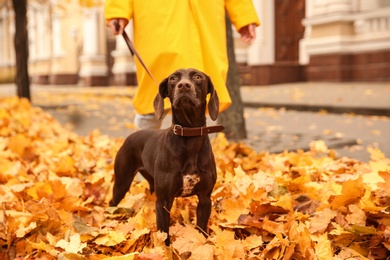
[
  {"left": 56, "top": 234, "right": 86, "bottom": 254},
  {"left": 1, "top": 97, "right": 389, "bottom": 258},
  {"left": 330, "top": 177, "right": 365, "bottom": 209},
  {"left": 94, "top": 231, "right": 127, "bottom": 246},
  {"left": 309, "top": 208, "right": 337, "bottom": 234},
  {"left": 345, "top": 204, "right": 366, "bottom": 226}
]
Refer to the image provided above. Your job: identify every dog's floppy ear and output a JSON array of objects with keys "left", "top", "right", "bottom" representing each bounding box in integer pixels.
[
  {"left": 153, "top": 77, "right": 168, "bottom": 119},
  {"left": 207, "top": 76, "right": 219, "bottom": 121}
]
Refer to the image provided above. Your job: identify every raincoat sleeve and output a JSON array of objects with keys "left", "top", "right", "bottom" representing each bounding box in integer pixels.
[
  {"left": 225, "top": 0, "right": 260, "bottom": 30},
  {"left": 104, "top": 0, "right": 133, "bottom": 22}
]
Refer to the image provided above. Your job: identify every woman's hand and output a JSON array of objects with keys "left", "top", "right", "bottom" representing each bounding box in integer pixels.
[
  {"left": 107, "top": 18, "right": 129, "bottom": 35},
  {"left": 238, "top": 24, "right": 256, "bottom": 44}
]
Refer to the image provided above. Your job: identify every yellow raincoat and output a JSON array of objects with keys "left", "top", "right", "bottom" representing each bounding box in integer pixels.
[{"left": 104, "top": 0, "right": 260, "bottom": 115}]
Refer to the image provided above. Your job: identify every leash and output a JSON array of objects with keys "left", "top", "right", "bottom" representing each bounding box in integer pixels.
[{"left": 115, "top": 22, "right": 158, "bottom": 86}]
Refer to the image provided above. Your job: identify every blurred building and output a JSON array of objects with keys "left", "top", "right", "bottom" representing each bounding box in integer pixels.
[{"left": 0, "top": 0, "right": 389, "bottom": 86}]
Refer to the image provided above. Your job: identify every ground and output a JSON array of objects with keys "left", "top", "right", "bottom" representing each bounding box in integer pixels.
[{"left": 0, "top": 92, "right": 389, "bottom": 259}]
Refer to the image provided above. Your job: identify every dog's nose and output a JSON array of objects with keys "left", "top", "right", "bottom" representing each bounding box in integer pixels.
[{"left": 177, "top": 80, "right": 192, "bottom": 89}]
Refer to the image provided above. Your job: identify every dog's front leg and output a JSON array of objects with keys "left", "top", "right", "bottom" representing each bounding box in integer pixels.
[
  {"left": 156, "top": 195, "right": 174, "bottom": 246},
  {"left": 196, "top": 193, "right": 212, "bottom": 235}
]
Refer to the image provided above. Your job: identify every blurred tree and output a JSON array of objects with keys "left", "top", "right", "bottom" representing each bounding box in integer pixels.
[
  {"left": 218, "top": 15, "right": 247, "bottom": 140},
  {"left": 12, "top": 0, "right": 31, "bottom": 100}
]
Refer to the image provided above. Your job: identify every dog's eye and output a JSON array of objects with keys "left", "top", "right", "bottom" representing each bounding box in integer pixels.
[
  {"left": 169, "top": 75, "right": 178, "bottom": 81},
  {"left": 193, "top": 74, "right": 202, "bottom": 81}
]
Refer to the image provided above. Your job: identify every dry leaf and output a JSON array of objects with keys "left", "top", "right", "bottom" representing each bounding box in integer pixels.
[
  {"left": 309, "top": 208, "right": 337, "bottom": 234},
  {"left": 56, "top": 234, "right": 86, "bottom": 254},
  {"left": 330, "top": 177, "right": 365, "bottom": 209},
  {"left": 1, "top": 97, "right": 389, "bottom": 258},
  {"left": 94, "top": 231, "right": 127, "bottom": 246}
]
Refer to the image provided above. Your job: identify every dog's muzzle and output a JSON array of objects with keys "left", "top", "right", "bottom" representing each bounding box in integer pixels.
[{"left": 173, "top": 81, "right": 199, "bottom": 108}]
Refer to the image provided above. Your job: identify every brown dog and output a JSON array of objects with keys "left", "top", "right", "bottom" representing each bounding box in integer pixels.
[{"left": 110, "top": 68, "right": 224, "bottom": 245}]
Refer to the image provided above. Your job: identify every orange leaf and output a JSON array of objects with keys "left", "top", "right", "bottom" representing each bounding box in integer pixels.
[
  {"left": 330, "top": 177, "right": 365, "bottom": 209},
  {"left": 309, "top": 208, "right": 337, "bottom": 234},
  {"left": 8, "top": 134, "right": 35, "bottom": 161},
  {"left": 55, "top": 155, "right": 77, "bottom": 177}
]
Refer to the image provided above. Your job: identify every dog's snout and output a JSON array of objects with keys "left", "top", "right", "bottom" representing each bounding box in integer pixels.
[{"left": 177, "top": 80, "right": 193, "bottom": 89}]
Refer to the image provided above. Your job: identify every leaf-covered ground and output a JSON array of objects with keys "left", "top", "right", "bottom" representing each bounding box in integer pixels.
[{"left": 0, "top": 97, "right": 389, "bottom": 259}]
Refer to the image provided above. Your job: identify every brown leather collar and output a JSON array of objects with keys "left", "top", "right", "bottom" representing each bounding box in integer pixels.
[{"left": 171, "top": 124, "right": 224, "bottom": 137}]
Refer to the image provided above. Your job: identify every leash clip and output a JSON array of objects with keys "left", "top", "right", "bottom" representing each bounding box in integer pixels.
[{"left": 173, "top": 124, "right": 183, "bottom": 136}]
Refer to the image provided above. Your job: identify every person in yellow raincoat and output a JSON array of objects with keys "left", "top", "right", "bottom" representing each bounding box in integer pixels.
[{"left": 104, "top": 0, "right": 260, "bottom": 129}]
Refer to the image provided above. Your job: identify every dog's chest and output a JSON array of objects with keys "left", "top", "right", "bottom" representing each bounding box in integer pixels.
[{"left": 180, "top": 174, "right": 200, "bottom": 196}]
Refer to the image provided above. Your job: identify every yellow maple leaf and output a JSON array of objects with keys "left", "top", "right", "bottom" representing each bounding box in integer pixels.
[
  {"left": 311, "top": 233, "right": 333, "bottom": 260},
  {"left": 15, "top": 221, "right": 37, "bottom": 238},
  {"left": 330, "top": 177, "right": 365, "bottom": 209},
  {"left": 55, "top": 155, "right": 77, "bottom": 177},
  {"left": 29, "top": 240, "right": 57, "bottom": 256},
  {"left": 243, "top": 234, "right": 263, "bottom": 250},
  {"left": 94, "top": 230, "right": 126, "bottom": 246},
  {"left": 130, "top": 227, "right": 150, "bottom": 241},
  {"left": 363, "top": 161, "right": 387, "bottom": 190},
  {"left": 220, "top": 197, "right": 249, "bottom": 223},
  {"left": 367, "top": 146, "right": 385, "bottom": 161},
  {"left": 27, "top": 182, "right": 53, "bottom": 200},
  {"left": 358, "top": 187, "right": 384, "bottom": 213},
  {"left": 272, "top": 193, "right": 294, "bottom": 211},
  {"left": 214, "top": 229, "right": 244, "bottom": 260},
  {"left": 190, "top": 244, "right": 215, "bottom": 260},
  {"left": 231, "top": 165, "right": 253, "bottom": 196},
  {"left": 152, "top": 231, "right": 168, "bottom": 248},
  {"left": 252, "top": 171, "right": 275, "bottom": 192},
  {"left": 56, "top": 233, "right": 86, "bottom": 254}
]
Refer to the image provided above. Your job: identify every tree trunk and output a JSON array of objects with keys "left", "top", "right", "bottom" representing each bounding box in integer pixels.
[
  {"left": 218, "top": 15, "right": 247, "bottom": 140},
  {"left": 12, "top": 0, "right": 31, "bottom": 101}
]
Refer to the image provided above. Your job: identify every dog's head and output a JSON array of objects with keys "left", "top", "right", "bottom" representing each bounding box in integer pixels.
[{"left": 153, "top": 68, "right": 219, "bottom": 121}]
